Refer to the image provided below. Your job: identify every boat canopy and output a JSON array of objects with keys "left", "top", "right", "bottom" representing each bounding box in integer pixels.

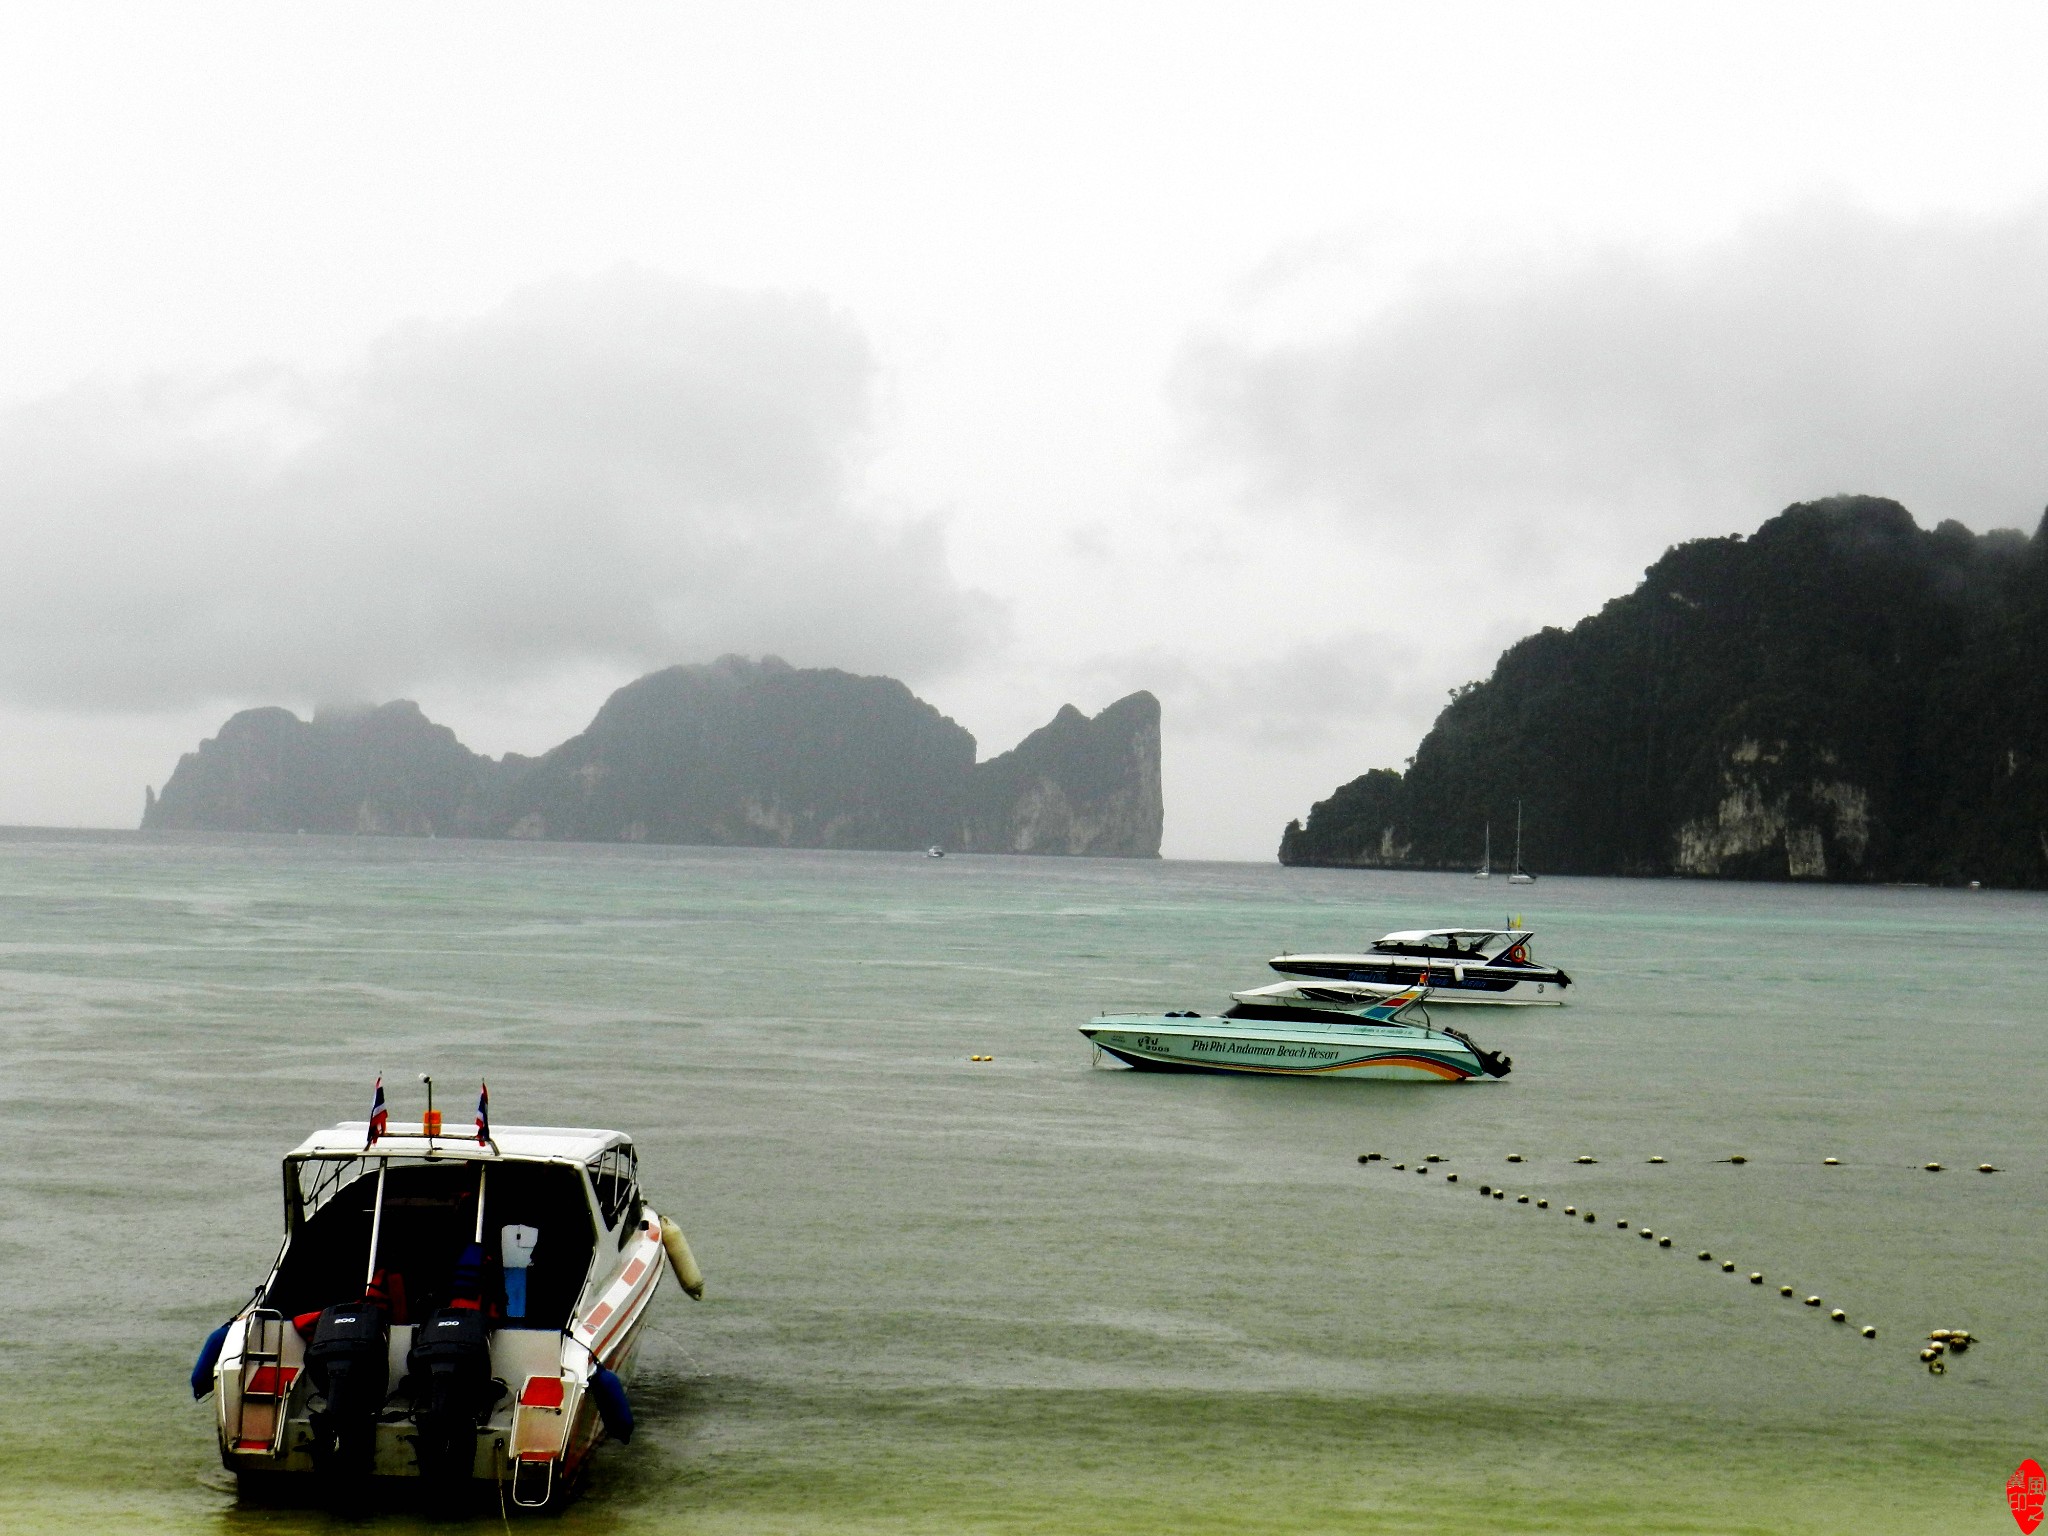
[
  {"left": 1371, "top": 929, "right": 1526, "bottom": 958},
  {"left": 287, "top": 1122, "right": 632, "bottom": 1165}
]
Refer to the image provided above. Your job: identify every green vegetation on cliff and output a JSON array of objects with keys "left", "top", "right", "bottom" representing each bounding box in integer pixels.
[{"left": 1281, "top": 496, "right": 2048, "bottom": 884}]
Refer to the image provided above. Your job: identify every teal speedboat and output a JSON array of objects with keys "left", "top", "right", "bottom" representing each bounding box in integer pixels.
[{"left": 1081, "top": 987, "right": 1510, "bottom": 1082}]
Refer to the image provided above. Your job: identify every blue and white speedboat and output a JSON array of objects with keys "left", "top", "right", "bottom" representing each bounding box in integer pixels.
[
  {"left": 1081, "top": 987, "right": 1509, "bottom": 1082},
  {"left": 1259, "top": 928, "right": 1570, "bottom": 1006}
]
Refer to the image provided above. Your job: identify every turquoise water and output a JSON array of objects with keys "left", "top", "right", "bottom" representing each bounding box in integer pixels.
[{"left": 0, "top": 832, "right": 2039, "bottom": 1533}]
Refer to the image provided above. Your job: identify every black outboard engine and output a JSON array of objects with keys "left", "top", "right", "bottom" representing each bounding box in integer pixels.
[
  {"left": 305, "top": 1302, "right": 388, "bottom": 1494},
  {"left": 406, "top": 1307, "right": 497, "bottom": 1493}
]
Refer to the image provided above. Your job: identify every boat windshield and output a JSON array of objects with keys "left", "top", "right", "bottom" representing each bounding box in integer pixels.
[
  {"left": 1371, "top": 931, "right": 1503, "bottom": 958},
  {"left": 269, "top": 1155, "right": 597, "bottom": 1329}
]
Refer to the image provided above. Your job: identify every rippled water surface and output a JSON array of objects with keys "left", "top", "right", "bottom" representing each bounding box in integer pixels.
[{"left": 0, "top": 831, "right": 2040, "bottom": 1534}]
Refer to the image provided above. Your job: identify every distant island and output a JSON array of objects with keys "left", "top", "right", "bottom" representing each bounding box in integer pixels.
[
  {"left": 144, "top": 656, "right": 1163, "bottom": 857},
  {"left": 1281, "top": 496, "right": 2048, "bottom": 886}
]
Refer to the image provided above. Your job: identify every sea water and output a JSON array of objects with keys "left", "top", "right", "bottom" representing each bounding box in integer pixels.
[{"left": 0, "top": 831, "right": 2039, "bottom": 1534}]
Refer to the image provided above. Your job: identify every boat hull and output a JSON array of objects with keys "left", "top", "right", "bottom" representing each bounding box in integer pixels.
[
  {"left": 1263, "top": 959, "right": 1567, "bottom": 1005},
  {"left": 1081, "top": 1016, "right": 1490, "bottom": 1081}
]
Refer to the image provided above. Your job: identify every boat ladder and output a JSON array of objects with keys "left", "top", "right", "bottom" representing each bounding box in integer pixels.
[{"left": 231, "top": 1309, "right": 296, "bottom": 1456}]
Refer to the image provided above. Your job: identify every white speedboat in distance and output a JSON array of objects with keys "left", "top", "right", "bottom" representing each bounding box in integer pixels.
[
  {"left": 1082, "top": 987, "right": 1510, "bottom": 1082},
  {"left": 1263, "top": 928, "right": 1571, "bottom": 1006},
  {"left": 193, "top": 1103, "right": 705, "bottom": 1512}
]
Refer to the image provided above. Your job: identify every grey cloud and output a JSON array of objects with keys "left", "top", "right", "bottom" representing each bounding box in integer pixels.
[
  {"left": 1182, "top": 201, "right": 2048, "bottom": 543},
  {"left": 0, "top": 269, "right": 993, "bottom": 710},
  {"left": 1083, "top": 630, "right": 1454, "bottom": 749}
]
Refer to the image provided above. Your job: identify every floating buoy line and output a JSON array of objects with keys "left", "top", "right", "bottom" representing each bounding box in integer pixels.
[{"left": 1353, "top": 1150, "right": 1998, "bottom": 1375}]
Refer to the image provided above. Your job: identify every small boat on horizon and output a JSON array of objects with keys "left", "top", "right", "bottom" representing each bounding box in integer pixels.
[
  {"left": 192, "top": 1084, "right": 704, "bottom": 1512},
  {"left": 1508, "top": 801, "right": 1536, "bottom": 884},
  {"left": 1475, "top": 822, "right": 1491, "bottom": 880},
  {"left": 1082, "top": 987, "right": 1510, "bottom": 1082}
]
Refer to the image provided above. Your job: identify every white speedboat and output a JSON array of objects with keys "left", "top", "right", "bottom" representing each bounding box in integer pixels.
[
  {"left": 192, "top": 1094, "right": 705, "bottom": 1512},
  {"left": 1082, "top": 987, "right": 1510, "bottom": 1082},
  {"left": 1263, "top": 928, "right": 1571, "bottom": 1006}
]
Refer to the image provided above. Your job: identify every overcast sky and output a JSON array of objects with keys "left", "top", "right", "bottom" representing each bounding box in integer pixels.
[{"left": 8, "top": 3, "right": 2048, "bottom": 857}]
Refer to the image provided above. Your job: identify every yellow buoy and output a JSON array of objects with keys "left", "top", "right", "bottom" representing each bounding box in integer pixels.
[
  {"left": 1829, "top": 1310, "right": 1846, "bottom": 1322},
  {"left": 1861, "top": 1326, "right": 1877, "bottom": 1338},
  {"left": 1779, "top": 1285, "right": 1794, "bottom": 1297},
  {"left": 659, "top": 1215, "right": 706, "bottom": 1301},
  {"left": 1494, "top": 1190, "right": 1505, "bottom": 1200},
  {"left": 1929, "top": 1329, "right": 1953, "bottom": 1341},
  {"left": 1658, "top": 1237, "right": 1671, "bottom": 1247},
  {"left": 1517, "top": 1194, "right": 1529, "bottom": 1204},
  {"left": 1639, "top": 1229, "right": 1653, "bottom": 1239},
  {"left": 1804, "top": 1295, "right": 1821, "bottom": 1307},
  {"left": 1978, "top": 1164, "right": 1998, "bottom": 1173},
  {"left": 1393, "top": 1163, "right": 1406, "bottom": 1171},
  {"left": 1506, "top": 1154, "right": 1523, "bottom": 1163},
  {"left": 1823, "top": 1157, "right": 1840, "bottom": 1166},
  {"left": 1426, "top": 1154, "right": 1444, "bottom": 1162},
  {"left": 1924, "top": 1162, "right": 1943, "bottom": 1172},
  {"left": 1446, "top": 1173, "right": 1458, "bottom": 1183},
  {"left": 1647, "top": 1155, "right": 1666, "bottom": 1164},
  {"left": 1721, "top": 1261, "right": 1735, "bottom": 1272},
  {"left": 1575, "top": 1156, "right": 1597, "bottom": 1164},
  {"left": 1725, "top": 1155, "right": 1748, "bottom": 1165},
  {"left": 1749, "top": 1273, "right": 1763, "bottom": 1284},
  {"left": 1582, "top": 1211, "right": 1595, "bottom": 1222},
  {"left": 1563, "top": 1205, "right": 1576, "bottom": 1215},
  {"left": 1697, "top": 1251, "right": 1712, "bottom": 1261},
  {"left": 1616, "top": 1220, "right": 1629, "bottom": 1229},
  {"left": 1928, "top": 1360, "right": 1946, "bottom": 1375},
  {"left": 1536, "top": 1199, "right": 1548, "bottom": 1209}
]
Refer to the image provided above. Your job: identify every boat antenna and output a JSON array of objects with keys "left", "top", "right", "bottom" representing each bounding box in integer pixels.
[{"left": 363, "top": 1160, "right": 389, "bottom": 1296}]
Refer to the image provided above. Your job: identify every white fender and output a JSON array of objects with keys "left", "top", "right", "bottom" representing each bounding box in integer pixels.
[{"left": 659, "top": 1215, "right": 705, "bottom": 1299}]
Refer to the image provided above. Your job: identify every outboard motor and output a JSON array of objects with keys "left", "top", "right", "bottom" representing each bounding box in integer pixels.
[
  {"left": 406, "top": 1307, "right": 497, "bottom": 1493},
  {"left": 304, "top": 1302, "right": 388, "bottom": 1493}
]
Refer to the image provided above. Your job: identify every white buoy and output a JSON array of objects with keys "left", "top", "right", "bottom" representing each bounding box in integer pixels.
[{"left": 659, "top": 1215, "right": 706, "bottom": 1300}]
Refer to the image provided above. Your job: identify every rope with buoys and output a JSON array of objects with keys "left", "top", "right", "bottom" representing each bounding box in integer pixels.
[{"left": 1351, "top": 1149, "right": 2003, "bottom": 1374}]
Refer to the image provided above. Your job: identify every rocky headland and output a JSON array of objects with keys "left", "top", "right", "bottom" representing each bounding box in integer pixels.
[
  {"left": 144, "top": 657, "right": 1162, "bottom": 857},
  {"left": 1281, "top": 496, "right": 2048, "bottom": 885}
]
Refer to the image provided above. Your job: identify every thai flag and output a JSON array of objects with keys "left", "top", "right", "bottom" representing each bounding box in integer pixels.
[
  {"left": 475, "top": 1081, "right": 491, "bottom": 1145},
  {"left": 368, "top": 1076, "right": 389, "bottom": 1143}
]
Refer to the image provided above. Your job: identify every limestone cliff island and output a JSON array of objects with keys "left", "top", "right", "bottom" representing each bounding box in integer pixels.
[
  {"left": 142, "top": 657, "right": 1163, "bottom": 857},
  {"left": 1281, "top": 496, "right": 2048, "bottom": 886}
]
